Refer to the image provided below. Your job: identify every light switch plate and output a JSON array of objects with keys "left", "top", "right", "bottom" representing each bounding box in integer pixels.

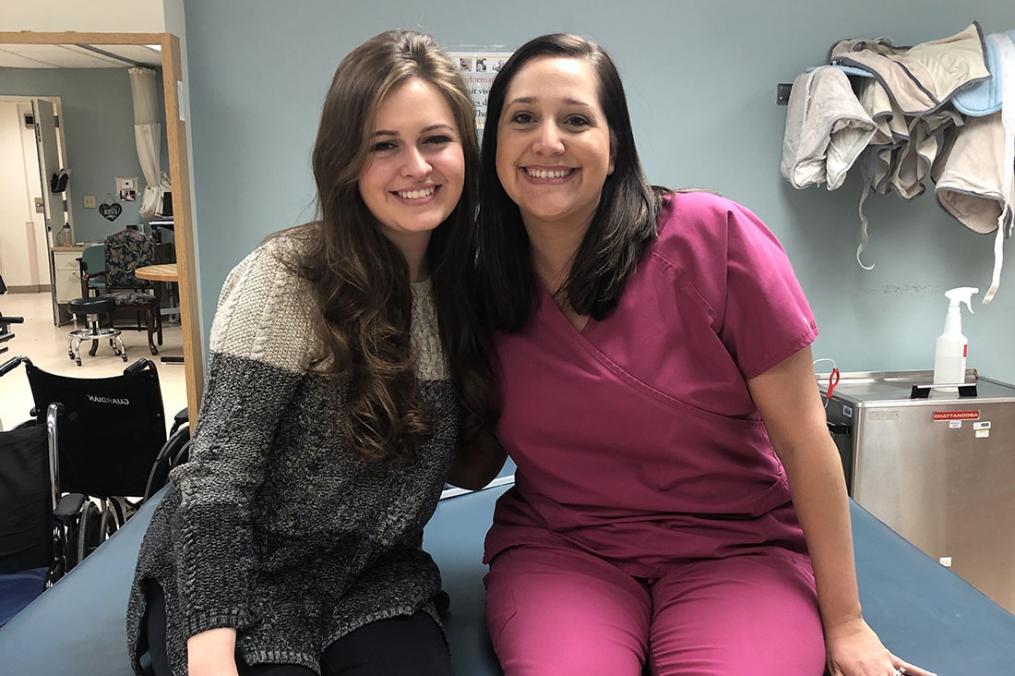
[{"left": 83, "top": 194, "right": 96, "bottom": 208}]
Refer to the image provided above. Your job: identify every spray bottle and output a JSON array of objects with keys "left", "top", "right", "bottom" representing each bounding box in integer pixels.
[{"left": 933, "top": 287, "right": 978, "bottom": 391}]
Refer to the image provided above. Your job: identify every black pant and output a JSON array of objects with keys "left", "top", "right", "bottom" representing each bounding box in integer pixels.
[{"left": 142, "top": 583, "right": 453, "bottom": 675}]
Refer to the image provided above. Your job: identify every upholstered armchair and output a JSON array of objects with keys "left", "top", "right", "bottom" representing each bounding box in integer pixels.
[{"left": 91, "top": 229, "right": 162, "bottom": 355}]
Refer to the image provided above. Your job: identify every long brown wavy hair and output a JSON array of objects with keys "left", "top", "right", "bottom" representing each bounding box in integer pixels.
[{"left": 281, "top": 30, "right": 493, "bottom": 463}]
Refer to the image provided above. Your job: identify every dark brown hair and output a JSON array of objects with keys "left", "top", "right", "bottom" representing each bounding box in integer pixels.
[
  {"left": 475, "top": 33, "right": 662, "bottom": 331},
  {"left": 283, "top": 30, "right": 490, "bottom": 462}
]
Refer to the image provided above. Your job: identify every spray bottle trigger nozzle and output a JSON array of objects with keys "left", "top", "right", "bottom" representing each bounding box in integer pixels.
[{"left": 945, "top": 287, "right": 979, "bottom": 314}]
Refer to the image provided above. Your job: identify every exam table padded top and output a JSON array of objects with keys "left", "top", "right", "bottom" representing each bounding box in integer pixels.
[{"left": 0, "top": 484, "right": 1012, "bottom": 674}]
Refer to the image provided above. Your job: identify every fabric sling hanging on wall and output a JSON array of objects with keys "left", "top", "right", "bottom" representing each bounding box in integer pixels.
[{"left": 128, "top": 67, "right": 171, "bottom": 219}]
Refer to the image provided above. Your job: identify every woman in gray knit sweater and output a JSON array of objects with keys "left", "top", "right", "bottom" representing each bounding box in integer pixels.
[{"left": 127, "top": 31, "right": 497, "bottom": 676}]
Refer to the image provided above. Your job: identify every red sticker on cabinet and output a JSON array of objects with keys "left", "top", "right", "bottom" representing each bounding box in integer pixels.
[{"left": 933, "top": 410, "right": 980, "bottom": 421}]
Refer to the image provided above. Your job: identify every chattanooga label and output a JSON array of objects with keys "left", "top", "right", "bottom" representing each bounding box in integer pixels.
[{"left": 932, "top": 410, "right": 980, "bottom": 421}]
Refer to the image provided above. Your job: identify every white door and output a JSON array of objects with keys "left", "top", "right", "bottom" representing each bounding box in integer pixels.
[
  {"left": 0, "top": 101, "right": 50, "bottom": 294},
  {"left": 31, "top": 99, "right": 70, "bottom": 324},
  {"left": 32, "top": 99, "right": 62, "bottom": 242}
]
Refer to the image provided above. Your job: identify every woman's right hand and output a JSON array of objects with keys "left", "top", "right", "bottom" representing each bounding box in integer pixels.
[{"left": 187, "top": 627, "right": 239, "bottom": 676}]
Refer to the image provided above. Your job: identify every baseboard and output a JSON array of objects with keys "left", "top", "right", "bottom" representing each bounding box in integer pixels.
[{"left": 6, "top": 284, "right": 51, "bottom": 293}]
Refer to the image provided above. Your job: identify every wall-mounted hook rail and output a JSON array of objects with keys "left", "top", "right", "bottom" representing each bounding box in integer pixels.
[{"left": 776, "top": 83, "right": 793, "bottom": 105}]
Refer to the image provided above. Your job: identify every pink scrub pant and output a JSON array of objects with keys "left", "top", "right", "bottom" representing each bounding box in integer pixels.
[{"left": 484, "top": 544, "right": 825, "bottom": 676}]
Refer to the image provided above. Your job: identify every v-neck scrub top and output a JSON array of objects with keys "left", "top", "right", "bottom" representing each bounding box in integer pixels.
[{"left": 484, "top": 191, "right": 819, "bottom": 579}]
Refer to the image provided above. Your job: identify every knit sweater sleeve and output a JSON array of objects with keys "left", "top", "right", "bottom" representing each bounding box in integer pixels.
[{"left": 169, "top": 237, "right": 315, "bottom": 637}]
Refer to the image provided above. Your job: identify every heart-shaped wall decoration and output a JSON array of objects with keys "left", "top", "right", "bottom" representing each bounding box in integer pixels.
[{"left": 99, "top": 202, "right": 122, "bottom": 222}]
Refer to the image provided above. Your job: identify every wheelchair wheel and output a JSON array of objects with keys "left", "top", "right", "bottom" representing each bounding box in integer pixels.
[
  {"left": 98, "top": 503, "right": 119, "bottom": 541},
  {"left": 75, "top": 501, "right": 103, "bottom": 565},
  {"left": 143, "top": 429, "right": 191, "bottom": 500},
  {"left": 102, "top": 496, "right": 138, "bottom": 531}
]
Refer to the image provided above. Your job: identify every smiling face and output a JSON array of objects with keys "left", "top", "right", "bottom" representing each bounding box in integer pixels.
[
  {"left": 495, "top": 56, "right": 614, "bottom": 238},
  {"left": 358, "top": 77, "right": 465, "bottom": 256}
]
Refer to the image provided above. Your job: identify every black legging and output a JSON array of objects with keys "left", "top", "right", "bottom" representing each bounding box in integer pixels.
[{"left": 142, "top": 582, "right": 453, "bottom": 675}]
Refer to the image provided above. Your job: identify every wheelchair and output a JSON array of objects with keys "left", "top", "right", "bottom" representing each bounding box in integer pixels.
[{"left": 0, "top": 356, "right": 188, "bottom": 591}]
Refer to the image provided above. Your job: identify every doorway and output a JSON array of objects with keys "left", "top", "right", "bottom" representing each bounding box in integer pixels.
[
  {"left": 0, "top": 97, "right": 57, "bottom": 296},
  {"left": 0, "top": 32, "right": 204, "bottom": 420},
  {"left": 0, "top": 95, "right": 73, "bottom": 327}
]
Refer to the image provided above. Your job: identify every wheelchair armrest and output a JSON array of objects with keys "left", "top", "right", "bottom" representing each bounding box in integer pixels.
[
  {"left": 81, "top": 270, "right": 106, "bottom": 297},
  {"left": 124, "top": 359, "right": 156, "bottom": 376},
  {"left": 54, "top": 493, "right": 87, "bottom": 520},
  {"left": 0, "top": 355, "right": 28, "bottom": 377},
  {"left": 168, "top": 407, "right": 189, "bottom": 437}
]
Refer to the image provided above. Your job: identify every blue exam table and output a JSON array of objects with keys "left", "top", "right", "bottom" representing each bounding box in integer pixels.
[{"left": 1, "top": 482, "right": 1013, "bottom": 674}]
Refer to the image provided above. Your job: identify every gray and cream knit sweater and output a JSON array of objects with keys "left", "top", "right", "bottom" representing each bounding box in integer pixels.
[{"left": 126, "top": 234, "right": 459, "bottom": 675}]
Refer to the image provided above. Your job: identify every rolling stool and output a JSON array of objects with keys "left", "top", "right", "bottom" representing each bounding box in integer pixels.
[{"left": 67, "top": 296, "right": 127, "bottom": 366}]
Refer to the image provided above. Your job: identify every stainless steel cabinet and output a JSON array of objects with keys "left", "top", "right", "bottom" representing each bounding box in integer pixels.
[{"left": 821, "top": 370, "right": 1015, "bottom": 613}]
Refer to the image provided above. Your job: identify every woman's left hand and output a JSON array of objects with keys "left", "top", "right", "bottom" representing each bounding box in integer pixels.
[{"left": 825, "top": 617, "right": 936, "bottom": 676}]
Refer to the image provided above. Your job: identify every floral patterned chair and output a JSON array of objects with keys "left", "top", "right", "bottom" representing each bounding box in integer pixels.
[{"left": 86, "top": 229, "right": 162, "bottom": 355}]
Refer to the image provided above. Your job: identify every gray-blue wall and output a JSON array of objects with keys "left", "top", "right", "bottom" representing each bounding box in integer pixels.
[
  {"left": 0, "top": 67, "right": 168, "bottom": 243},
  {"left": 184, "top": 1, "right": 1015, "bottom": 382}
]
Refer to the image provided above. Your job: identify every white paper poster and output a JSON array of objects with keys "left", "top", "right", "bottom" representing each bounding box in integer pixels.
[{"left": 449, "top": 51, "right": 513, "bottom": 130}]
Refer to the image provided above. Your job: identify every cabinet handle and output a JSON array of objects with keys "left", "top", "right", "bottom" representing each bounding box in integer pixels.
[{"left": 827, "top": 422, "right": 850, "bottom": 436}]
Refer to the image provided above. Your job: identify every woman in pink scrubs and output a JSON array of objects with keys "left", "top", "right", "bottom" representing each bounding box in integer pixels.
[{"left": 447, "top": 34, "right": 934, "bottom": 676}]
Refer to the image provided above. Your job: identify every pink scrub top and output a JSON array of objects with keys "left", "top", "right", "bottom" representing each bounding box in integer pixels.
[{"left": 484, "top": 191, "right": 820, "bottom": 579}]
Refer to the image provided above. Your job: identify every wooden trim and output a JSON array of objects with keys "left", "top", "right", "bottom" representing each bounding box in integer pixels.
[
  {"left": 0, "top": 32, "right": 165, "bottom": 45},
  {"left": 1, "top": 30, "right": 205, "bottom": 418},
  {"left": 161, "top": 34, "right": 204, "bottom": 418}
]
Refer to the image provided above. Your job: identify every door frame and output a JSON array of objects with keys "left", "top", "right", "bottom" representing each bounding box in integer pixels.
[{"left": 0, "top": 31, "right": 204, "bottom": 419}]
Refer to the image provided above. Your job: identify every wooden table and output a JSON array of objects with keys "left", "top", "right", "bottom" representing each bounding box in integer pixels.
[
  {"left": 133, "top": 264, "right": 182, "bottom": 363},
  {"left": 133, "top": 263, "right": 177, "bottom": 283}
]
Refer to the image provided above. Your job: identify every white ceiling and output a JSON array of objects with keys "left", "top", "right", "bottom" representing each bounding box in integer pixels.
[{"left": 0, "top": 43, "right": 161, "bottom": 69}]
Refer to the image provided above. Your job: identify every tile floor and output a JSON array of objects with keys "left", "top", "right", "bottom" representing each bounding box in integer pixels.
[{"left": 0, "top": 292, "right": 188, "bottom": 432}]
